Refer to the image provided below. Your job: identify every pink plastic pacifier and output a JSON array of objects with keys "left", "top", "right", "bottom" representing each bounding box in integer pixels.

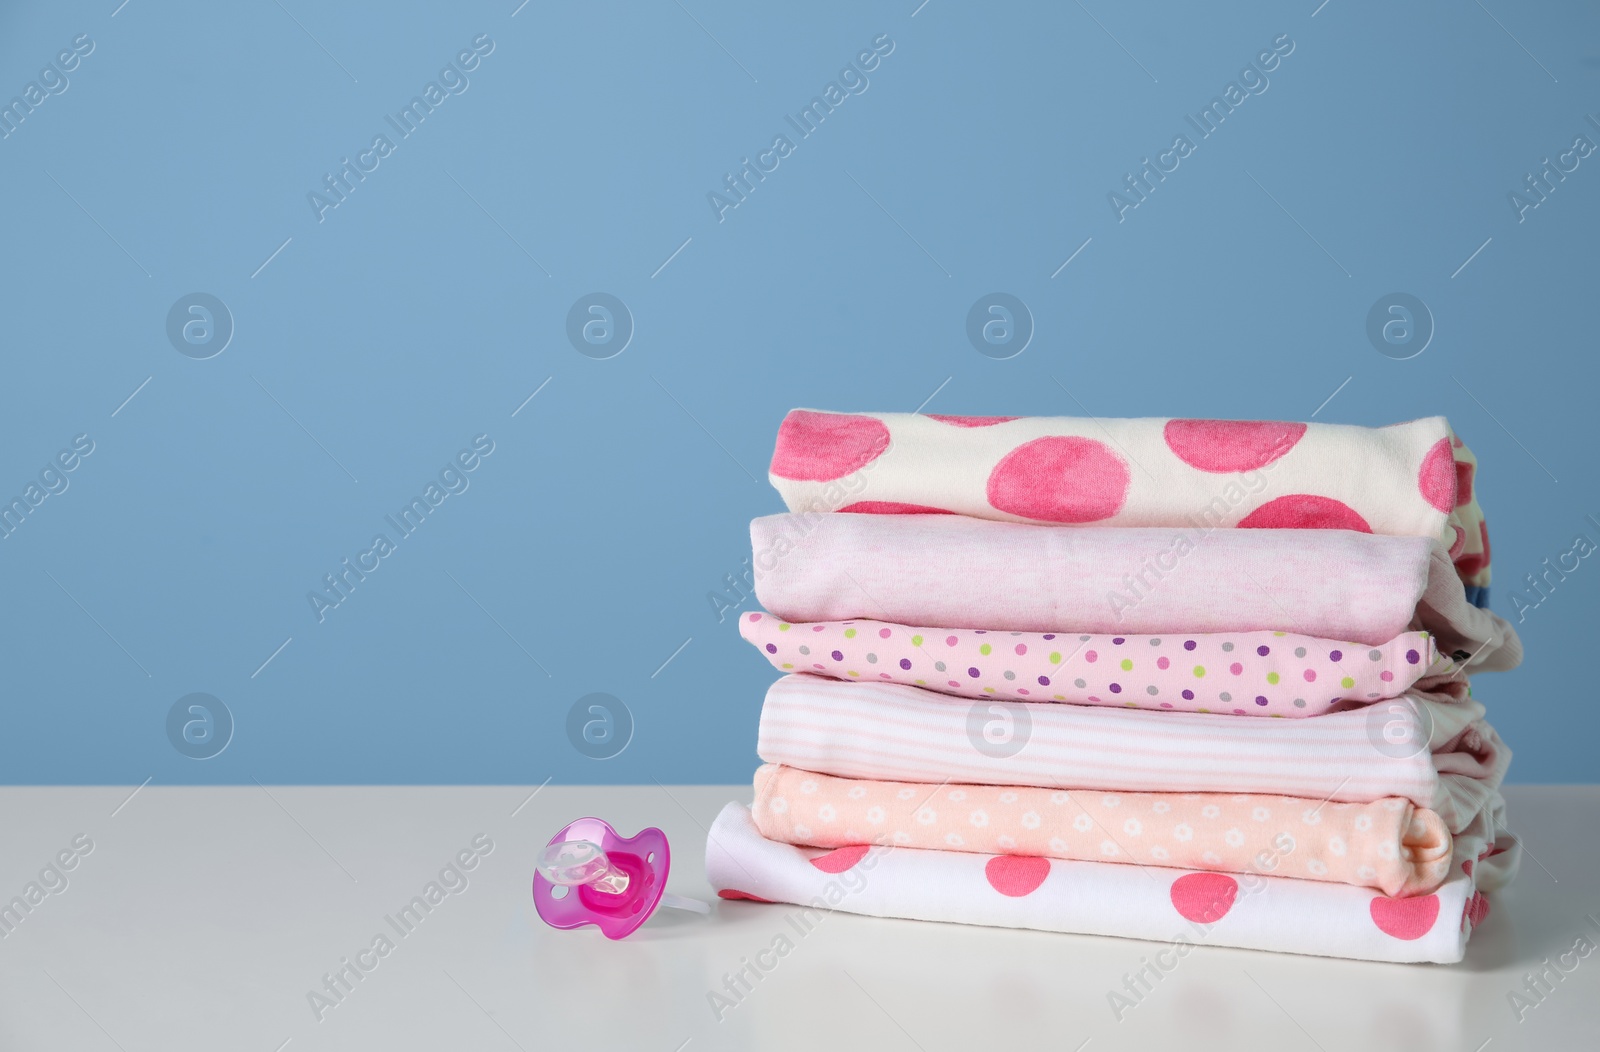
[{"left": 532, "top": 818, "right": 710, "bottom": 939}]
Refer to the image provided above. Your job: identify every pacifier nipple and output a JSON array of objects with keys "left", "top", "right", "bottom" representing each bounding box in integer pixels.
[{"left": 538, "top": 839, "right": 631, "bottom": 895}]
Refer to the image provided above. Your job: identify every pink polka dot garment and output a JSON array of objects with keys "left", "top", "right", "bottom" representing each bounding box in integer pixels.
[
  {"left": 740, "top": 613, "right": 1448, "bottom": 717},
  {"left": 768, "top": 410, "right": 1491, "bottom": 593},
  {"left": 707, "top": 801, "right": 1515, "bottom": 964},
  {"left": 751, "top": 764, "right": 1454, "bottom": 896}
]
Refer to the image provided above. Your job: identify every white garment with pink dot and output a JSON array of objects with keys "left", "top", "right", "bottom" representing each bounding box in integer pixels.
[
  {"left": 707, "top": 801, "right": 1513, "bottom": 965},
  {"left": 768, "top": 409, "right": 1491, "bottom": 591}
]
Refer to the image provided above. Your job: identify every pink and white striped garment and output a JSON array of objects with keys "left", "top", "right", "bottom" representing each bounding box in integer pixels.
[
  {"left": 750, "top": 513, "right": 1521, "bottom": 668},
  {"left": 706, "top": 800, "right": 1516, "bottom": 964},
  {"left": 767, "top": 409, "right": 1491, "bottom": 588},
  {"left": 756, "top": 675, "right": 1510, "bottom": 834},
  {"left": 740, "top": 613, "right": 1450, "bottom": 717}
]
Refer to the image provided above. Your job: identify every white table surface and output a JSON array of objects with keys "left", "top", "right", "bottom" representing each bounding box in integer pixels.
[{"left": 0, "top": 784, "right": 1594, "bottom": 1051}]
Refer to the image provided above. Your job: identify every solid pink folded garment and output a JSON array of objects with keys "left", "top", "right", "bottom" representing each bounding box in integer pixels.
[
  {"left": 750, "top": 765, "right": 1454, "bottom": 896},
  {"left": 750, "top": 513, "right": 1520, "bottom": 667},
  {"left": 706, "top": 801, "right": 1516, "bottom": 965},
  {"left": 740, "top": 613, "right": 1454, "bottom": 717},
  {"left": 757, "top": 674, "right": 1509, "bottom": 835},
  {"left": 767, "top": 409, "right": 1492, "bottom": 591}
]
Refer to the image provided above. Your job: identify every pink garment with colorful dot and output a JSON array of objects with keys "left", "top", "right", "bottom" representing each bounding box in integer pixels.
[{"left": 740, "top": 613, "right": 1445, "bottom": 717}]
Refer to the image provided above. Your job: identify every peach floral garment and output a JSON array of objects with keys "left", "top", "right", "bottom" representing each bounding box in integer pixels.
[{"left": 751, "top": 764, "right": 1453, "bottom": 896}]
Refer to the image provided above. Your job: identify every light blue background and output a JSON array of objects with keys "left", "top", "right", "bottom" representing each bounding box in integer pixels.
[{"left": 1, "top": 0, "right": 1596, "bottom": 784}]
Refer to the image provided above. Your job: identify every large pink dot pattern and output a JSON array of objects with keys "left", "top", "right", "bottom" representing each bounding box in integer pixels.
[
  {"left": 1169, "top": 872, "right": 1238, "bottom": 923},
  {"left": 1238, "top": 494, "right": 1373, "bottom": 532},
  {"left": 986, "top": 436, "right": 1130, "bottom": 523},
  {"left": 839, "top": 501, "right": 954, "bottom": 515},
  {"left": 767, "top": 413, "right": 1491, "bottom": 589},
  {"left": 1369, "top": 893, "right": 1440, "bottom": 940},
  {"left": 984, "top": 855, "right": 1051, "bottom": 896},
  {"left": 927, "top": 414, "right": 1019, "bottom": 428},
  {"left": 809, "top": 845, "right": 870, "bottom": 873},
  {"left": 1163, "top": 419, "right": 1307, "bottom": 473},
  {"left": 717, "top": 888, "right": 774, "bottom": 902},
  {"left": 1455, "top": 459, "right": 1475, "bottom": 507},
  {"left": 1417, "top": 438, "right": 1457, "bottom": 513},
  {"left": 1456, "top": 519, "right": 1491, "bottom": 577},
  {"left": 770, "top": 410, "right": 890, "bottom": 482}
]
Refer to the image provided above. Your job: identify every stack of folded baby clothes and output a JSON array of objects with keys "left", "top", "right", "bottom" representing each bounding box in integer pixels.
[{"left": 707, "top": 410, "right": 1520, "bottom": 963}]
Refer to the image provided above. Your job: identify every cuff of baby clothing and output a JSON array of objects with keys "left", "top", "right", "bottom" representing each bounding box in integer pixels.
[{"left": 1393, "top": 805, "right": 1454, "bottom": 897}]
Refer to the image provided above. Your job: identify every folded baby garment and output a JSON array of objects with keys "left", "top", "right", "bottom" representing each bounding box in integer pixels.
[
  {"left": 757, "top": 675, "right": 1509, "bottom": 835},
  {"left": 740, "top": 613, "right": 1453, "bottom": 717},
  {"left": 706, "top": 801, "right": 1515, "bottom": 964},
  {"left": 751, "top": 765, "right": 1453, "bottom": 896},
  {"left": 751, "top": 513, "right": 1520, "bottom": 669},
  {"left": 768, "top": 410, "right": 1491, "bottom": 594},
  {"left": 717, "top": 407, "right": 1521, "bottom": 964}
]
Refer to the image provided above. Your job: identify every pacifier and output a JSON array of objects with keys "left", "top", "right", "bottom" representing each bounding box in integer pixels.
[{"left": 532, "top": 817, "right": 710, "bottom": 939}]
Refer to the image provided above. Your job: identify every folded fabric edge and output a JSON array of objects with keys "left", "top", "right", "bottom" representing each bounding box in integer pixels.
[
  {"left": 706, "top": 803, "right": 1492, "bottom": 965},
  {"left": 749, "top": 763, "right": 1455, "bottom": 897},
  {"left": 739, "top": 611, "right": 1449, "bottom": 718}
]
